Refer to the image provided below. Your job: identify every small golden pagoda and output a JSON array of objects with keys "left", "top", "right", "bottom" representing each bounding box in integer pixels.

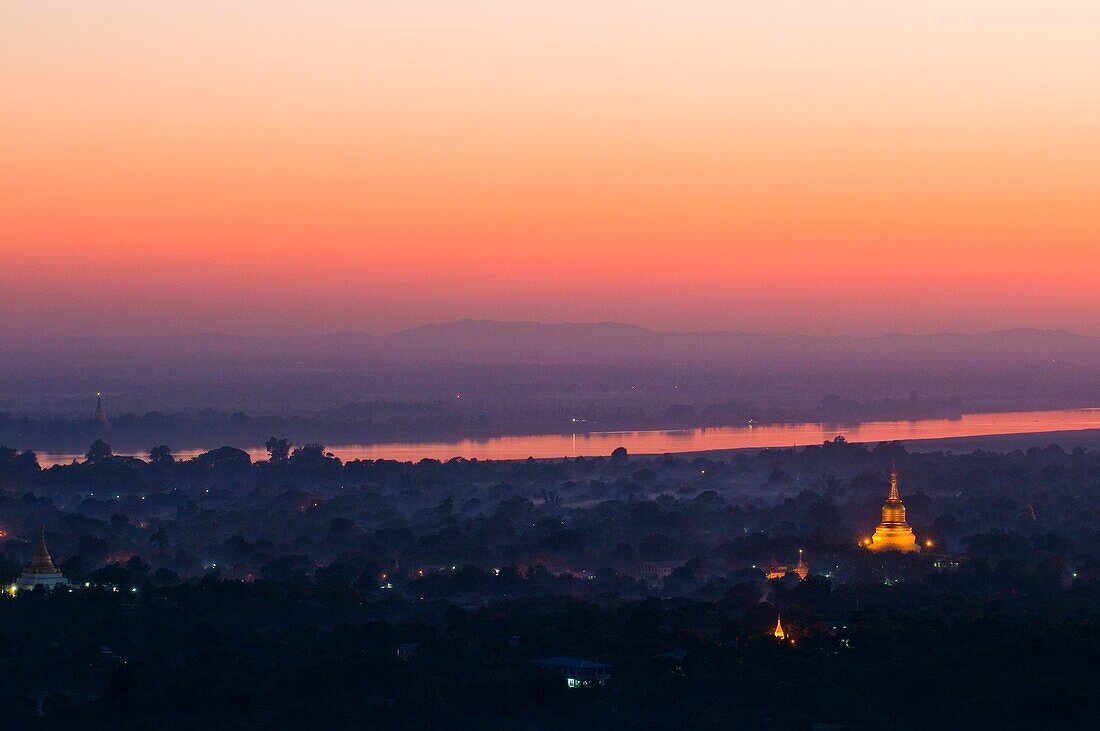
[
  {"left": 773, "top": 615, "right": 786, "bottom": 640},
  {"left": 794, "top": 549, "right": 809, "bottom": 580},
  {"left": 866, "top": 463, "right": 920, "bottom": 553},
  {"left": 15, "top": 527, "right": 68, "bottom": 591},
  {"left": 764, "top": 550, "right": 809, "bottom": 581}
]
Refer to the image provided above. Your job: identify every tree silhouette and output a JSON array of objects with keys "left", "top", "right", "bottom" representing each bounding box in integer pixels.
[
  {"left": 265, "top": 436, "right": 292, "bottom": 462},
  {"left": 85, "top": 439, "right": 112, "bottom": 463},
  {"left": 291, "top": 442, "right": 328, "bottom": 464},
  {"left": 149, "top": 445, "right": 174, "bottom": 464}
]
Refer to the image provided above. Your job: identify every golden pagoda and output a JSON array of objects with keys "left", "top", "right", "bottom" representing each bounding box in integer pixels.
[
  {"left": 764, "top": 550, "right": 809, "bottom": 581},
  {"left": 15, "top": 527, "right": 68, "bottom": 591},
  {"left": 773, "top": 615, "right": 786, "bottom": 640},
  {"left": 866, "top": 463, "right": 920, "bottom": 553},
  {"left": 794, "top": 549, "right": 809, "bottom": 580}
]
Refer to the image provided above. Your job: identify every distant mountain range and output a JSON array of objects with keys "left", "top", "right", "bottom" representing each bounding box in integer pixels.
[
  {"left": 382, "top": 321, "right": 1100, "bottom": 366},
  {"left": 2, "top": 320, "right": 1099, "bottom": 373}
]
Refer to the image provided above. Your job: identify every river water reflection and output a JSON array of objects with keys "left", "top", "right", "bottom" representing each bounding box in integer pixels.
[{"left": 35, "top": 408, "right": 1100, "bottom": 467}]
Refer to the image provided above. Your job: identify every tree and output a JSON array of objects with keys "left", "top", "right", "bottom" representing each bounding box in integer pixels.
[
  {"left": 150, "top": 526, "right": 170, "bottom": 549},
  {"left": 315, "top": 561, "right": 357, "bottom": 591},
  {"left": 622, "top": 597, "right": 662, "bottom": 640},
  {"left": 789, "top": 575, "right": 832, "bottom": 613},
  {"left": 260, "top": 554, "right": 311, "bottom": 584},
  {"left": 0, "top": 560, "right": 19, "bottom": 590},
  {"left": 265, "top": 437, "right": 292, "bottom": 462},
  {"left": 58, "top": 555, "right": 89, "bottom": 582},
  {"left": 152, "top": 567, "right": 180, "bottom": 586},
  {"left": 0, "top": 447, "right": 38, "bottom": 480},
  {"left": 290, "top": 442, "right": 329, "bottom": 464},
  {"left": 90, "top": 563, "right": 137, "bottom": 587},
  {"left": 329, "top": 517, "right": 354, "bottom": 534},
  {"left": 85, "top": 439, "right": 112, "bottom": 463},
  {"left": 0, "top": 695, "right": 37, "bottom": 726},
  {"left": 126, "top": 555, "right": 150, "bottom": 576},
  {"left": 149, "top": 445, "right": 174, "bottom": 465}
]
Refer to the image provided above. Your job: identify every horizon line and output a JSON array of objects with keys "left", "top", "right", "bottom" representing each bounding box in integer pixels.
[{"left": 0, "top": 319, "right": 1091, "bottom": 344}]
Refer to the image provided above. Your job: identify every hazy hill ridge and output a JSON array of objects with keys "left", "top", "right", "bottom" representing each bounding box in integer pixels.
[{"left": 1, "top": 321, "right": 1098, "bottom": 374}]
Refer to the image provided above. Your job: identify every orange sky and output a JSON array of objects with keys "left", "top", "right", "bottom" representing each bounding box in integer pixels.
[{"left": 2, "top": 2, "right": 1099, "bottom": 337}]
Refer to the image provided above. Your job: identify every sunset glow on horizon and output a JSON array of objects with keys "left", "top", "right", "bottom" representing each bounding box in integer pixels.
[{"left": 3, "top": 2, "right": 1099, "bottom": 338}]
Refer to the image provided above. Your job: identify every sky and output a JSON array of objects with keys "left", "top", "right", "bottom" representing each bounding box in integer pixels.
[{"left": 2, "top": 1, "right": 1099, "bottom": 338}]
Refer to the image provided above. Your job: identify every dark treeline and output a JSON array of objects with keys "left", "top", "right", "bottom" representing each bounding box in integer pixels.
[
  {"left": 2, "top": 438, "right": 1100, "bottom": 727},
  {"left": 3, "top": 576, "right": 1100, "bottom": 728},
  {"left": 0, "top": 391, "right": 965, "bottom": 454}
]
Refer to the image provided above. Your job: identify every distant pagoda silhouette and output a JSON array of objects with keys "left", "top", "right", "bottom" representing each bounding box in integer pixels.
[{"left": 94, "top": 392, "right": 108, "bottom": 428}]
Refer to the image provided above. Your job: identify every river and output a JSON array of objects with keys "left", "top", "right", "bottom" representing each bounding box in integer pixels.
[{"left": 33, "top": 407, "right": 1100, "bottom": 467}]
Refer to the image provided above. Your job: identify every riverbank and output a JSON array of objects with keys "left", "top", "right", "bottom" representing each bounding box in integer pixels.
[{"left": 667, "top": 426, "right": 1100, "bottom": 460}]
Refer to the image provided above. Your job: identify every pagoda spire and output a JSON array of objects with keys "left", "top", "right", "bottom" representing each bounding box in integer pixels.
[
  {"left": 888, "top": 459, "right": 900, "bottom": 502},
  {"left": 28, "top": 526, "right": 61, "bottom": 575},
  {"left": 794, "top": 548, "right": 809, "bottom": 580},
  {"left": 773, "top": 614, "right": 786, "bottom": 640},
  {"left": 94, "top": 392, "right": 108, "bottom": 428}
]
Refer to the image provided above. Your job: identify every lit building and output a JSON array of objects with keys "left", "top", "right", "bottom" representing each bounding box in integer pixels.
[
  {"left": 764, "top": 556, "right": 787, "bottom": 580},
  {"left": 866, "top": 464, "right": 920, "bottom": 553},
  {"left": 531, "top": 657, "right": 611, "bottom": 688},
  {"left": 15, "top": 527, "right": 68, "bottom": 591},
  {"left": 764, "top": 550, "right": 809, "bottom": 581},
  {"left": 640, "top": 560, "right": 683, "bottom": 584}
]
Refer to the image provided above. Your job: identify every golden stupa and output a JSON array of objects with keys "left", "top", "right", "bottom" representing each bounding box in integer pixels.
[
  {"left": 773, "top": 615, "right": 786, "bottom": 640},
  {"left": 15, "top": 527, "right": 68, "bottom": 590},
  {"left": 866, "top": 463, "right": 920, "bottom": 553}
]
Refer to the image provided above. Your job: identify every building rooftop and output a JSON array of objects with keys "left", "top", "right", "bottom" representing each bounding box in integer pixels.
[{"left": 531, "top": 657, "right": 611, "bottom": 670}]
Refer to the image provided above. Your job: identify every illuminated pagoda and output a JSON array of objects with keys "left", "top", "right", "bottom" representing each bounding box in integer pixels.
[
  {"left": 866, "top": 463, "right": 920, "bottom": 553},
  {"left": 764, "top": 549, "right": 810, "bottom": 581},
  {"left": 794, "top": 549, "right": 809, "bottom": 580},
  {"left": 15, "top": 527, "right": 68, "bottom": 591},
  {"left": 773, "top": 615, "right": 786, "bottom": 640}
]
